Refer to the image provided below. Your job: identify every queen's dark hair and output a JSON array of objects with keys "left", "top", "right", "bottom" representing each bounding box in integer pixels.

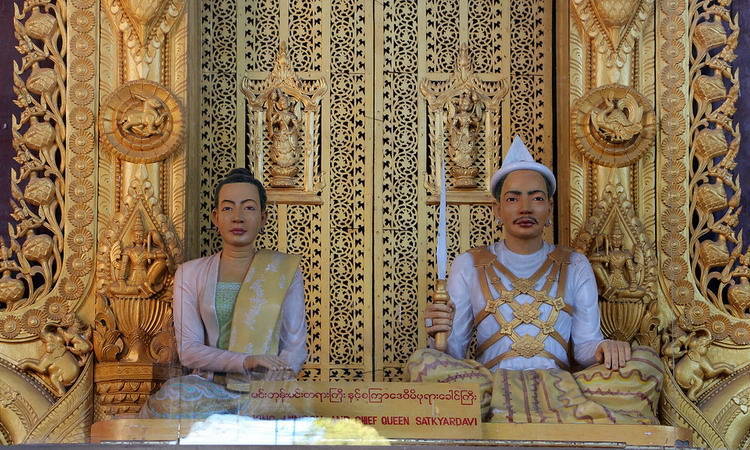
[{"left": 213, "top": 168, "right": 267, "bottom": 211}]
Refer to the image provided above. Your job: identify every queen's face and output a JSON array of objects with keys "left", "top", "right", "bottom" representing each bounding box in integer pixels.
[{"left": 211, "top": 182, "right": 266, "bottom": 249}]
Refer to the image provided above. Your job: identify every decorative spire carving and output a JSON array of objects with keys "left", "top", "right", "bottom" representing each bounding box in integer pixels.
[
  {"left": 241, "top": 42, "right": 327, "bottom": 191},
  {"left": 420, "top": 45, "right": 508, "bottom": 192}
]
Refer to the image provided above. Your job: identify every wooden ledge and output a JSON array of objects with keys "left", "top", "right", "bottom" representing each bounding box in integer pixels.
[
  {"left": 479, "top": 423, "right": 691, "bottom": 447},
  {"left": 92, "top": 419, "right": 691, "bottom": 447}
]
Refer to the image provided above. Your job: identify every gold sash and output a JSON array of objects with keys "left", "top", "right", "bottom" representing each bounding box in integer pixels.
[{"left": 225, "top": 249, "right": 300, "bottom": 390}]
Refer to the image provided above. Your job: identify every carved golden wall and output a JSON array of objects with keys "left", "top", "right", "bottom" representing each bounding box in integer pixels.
[
  {"left": 0, "top": 0, "right": 748, "bottom": 446},
  {"left": 0, "top": 0, "right": 190, "bottom": 442},
  {"left": 563, "top": 0, "right": 750, "bottom": 447},
  {"left": 94, "top": 0, "right": 187, "bottom": 421}
]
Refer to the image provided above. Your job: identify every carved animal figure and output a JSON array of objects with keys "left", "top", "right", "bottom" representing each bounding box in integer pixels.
[
  {"left": 19, "top": 323, "right": 89, "bottom": 397},
  {"left": 590, "top": 94, "right": 642, "bottom": 144},
  {"left": 118, "top": 96, "right": 168, "bottom": 138},
  {"left": 663, "top": 330, "right": 734, "bottom": 401}
]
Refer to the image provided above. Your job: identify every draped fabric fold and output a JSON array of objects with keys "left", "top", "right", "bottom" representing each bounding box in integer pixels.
[{"left": 406, "top": 346, "right": 662, "bottom": 424}]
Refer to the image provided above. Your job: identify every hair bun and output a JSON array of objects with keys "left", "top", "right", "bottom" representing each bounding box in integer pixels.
[{"left": 227, "top": 167, "right": 254, "bottom": 177}]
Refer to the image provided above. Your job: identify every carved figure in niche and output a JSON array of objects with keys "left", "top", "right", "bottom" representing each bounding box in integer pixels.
[
  {"left": 19, "top": 320, "right": 92, "bottom": 397},
  {"left": 588, "top": 222, "right": 646, "bottom": 300},
  {"left": 590, "top": 92, "right": 643, "bottom": 144},
  {"left": 118, "top": 95, "right": 169, "bottom": 139},
  {"left": 420, "top": 45, "right": 507, "bottom": 192},
  {"left": 241, "top": 43, "right": 327, "bottom": 194},
  {"left": 109, "top": 214, "right": 169, "bottom": 297},
  {"left": 410, "top": 137, "right": 662, "bottom": 424},
  {"left": 447, "top": 92, "right": 480, "bottom": 187},
  {"left": 266, "top": 88, "right": 301, "bottom": 186},
  {"left": 662, "top": 329, "right": 734, "bottom": 401}
]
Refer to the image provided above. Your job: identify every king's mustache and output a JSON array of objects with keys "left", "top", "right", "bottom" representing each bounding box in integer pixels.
[{"left": 513, "top": 216, "right": 538, "bottom": 224}]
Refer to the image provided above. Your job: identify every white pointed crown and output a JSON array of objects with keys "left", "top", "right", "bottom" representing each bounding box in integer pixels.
[{"left": 490, "top": 136, "right": 556, "bottom": 196}]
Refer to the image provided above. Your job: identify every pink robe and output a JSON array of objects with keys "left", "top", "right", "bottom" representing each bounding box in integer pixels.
[{"left": 174, "top": 251, "right": 307, "bottom": 376}]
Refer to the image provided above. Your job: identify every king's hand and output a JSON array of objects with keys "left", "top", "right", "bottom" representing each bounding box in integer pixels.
[
  {"left": 595, "top": 339, "right": 632, "bottom": 371},
  {"left": 426, "top": 280, "right": 454, "bottom": 351}
]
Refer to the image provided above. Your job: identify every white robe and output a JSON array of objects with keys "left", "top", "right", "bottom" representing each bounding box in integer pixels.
[{"left": 445, "top": 240, "right": 603, "bottom": 370}]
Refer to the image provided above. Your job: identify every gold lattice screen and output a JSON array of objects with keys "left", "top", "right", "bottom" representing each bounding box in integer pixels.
[{"left": 198, "top": 0, "right": 553, "bottom": 381}]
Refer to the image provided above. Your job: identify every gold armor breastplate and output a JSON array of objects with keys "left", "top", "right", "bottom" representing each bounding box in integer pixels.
[{"left": 470, "top": 246, "right": 574, "bottom": 370}]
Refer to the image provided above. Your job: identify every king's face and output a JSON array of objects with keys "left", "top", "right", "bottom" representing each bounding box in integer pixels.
[{"left": 493, "top": 169, "right": 552, "bottom": 244}]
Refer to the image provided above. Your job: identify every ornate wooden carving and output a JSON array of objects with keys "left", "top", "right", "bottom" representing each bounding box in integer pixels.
[
  {"left": 204, "top": 0, "right": 556, "bottom": 383},
  {"left": 93, "top": 167, "right": 180, "bottom": 418},
  {"left": 89, "top": 0, "right": 188, "bottom": 422},
  {"left": 572, "top": 84, "right": 655, "bottom": 167},
  {"left": 99, "top": 80, "right": 185, "bottom": 164},
  {"left": 573, "top": 182, "right": 657, "bottom": 344},
  {"left": 103, "top": 0, "right": 186, "bottom": 75},
  {"left": 240, "top": 42, "right": 327, "bottom": 196},
  {"left": 1, "top": 0, "right": 748, "bottom": 445},
  {"left": 420, "top": 45, "right": 508, "bottom": 197},
  {"left": 0, "top": 0, "right": 98, "bottom": 443}
]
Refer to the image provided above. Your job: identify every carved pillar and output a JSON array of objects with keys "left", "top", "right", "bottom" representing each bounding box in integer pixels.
[
  {"left": 93, "top": 0, "right": 187, "bottom": 420},
  {"left": 569, "top": 0, "right": 659, "bottom": 347},
  {"left": 565, "top": 0, "right": 750, "bottom": 446}
]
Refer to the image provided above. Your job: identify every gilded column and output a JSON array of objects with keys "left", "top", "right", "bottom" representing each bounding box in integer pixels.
[{"left": 93, "top": 0, "right": 187, "bottom": 420}]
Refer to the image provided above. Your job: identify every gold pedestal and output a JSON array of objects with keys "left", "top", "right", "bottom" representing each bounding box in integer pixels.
[{"left": 94, "top": 362, "right": 182, "bottom": 421}]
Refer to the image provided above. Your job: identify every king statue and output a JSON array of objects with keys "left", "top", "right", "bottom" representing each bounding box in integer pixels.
[{"left": 408, "top": 136, "right": 663, "bottom": 424}]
